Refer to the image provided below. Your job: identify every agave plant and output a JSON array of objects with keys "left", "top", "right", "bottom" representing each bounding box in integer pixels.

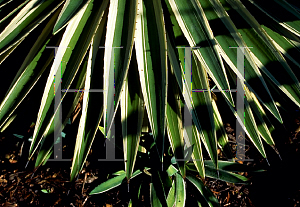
[{"left": 0, "top": 0, "right": 299, "bottom": 206}]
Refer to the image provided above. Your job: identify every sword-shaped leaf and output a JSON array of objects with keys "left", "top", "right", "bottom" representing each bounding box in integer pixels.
[
  {"left": 29, "top": 0, "right": 106, "bottom": 159},
  {"left": 166, "top": 180, "right": 175, "bottom": 207},
  {"left": 103, "top": 0, "right": 138, "bottom": 139},
  {"left": 191, "top": 54, "right": 218, "bottom": 170},
  {"left": 0, "top": 0, "right": 30, "bottom": 25},
  {"left": 205, "top": 167, "right": 249, "bottom": 184},
  {"left": 247, "top": 0, "right": 300, "bottom": 37},
  {"left": 89, "top": 169, "right": 145, "bottom": 195},
  {"left": 53, "top": 0, "right": 89, "bottom": 34},
  {"left": 187, "top": 164, "right": 249, "bottom": 184},
  {"left": 166, "top": 67, "right": 185, "bottom": 177},
  {"left": 35, "top": 60, "right": 87, "bottom": 167},
  {"left": 174, "top": 173, "right": 186, "bottom": 207},
  {"left": 0, "top": 8, "right": 60, "bottom": 129},
  {"left": 212, "top": 100, "right": 233, "bottom": 159},
  {"left": 225, "top": 0, "right": 300, "bottom": 107},
  {"left": 0, "top": 0, "right": 59, "bottom": 53},
  {"left": 204, "top": 0, "right": 282, "bottom": 123},
  {"left": 224, "top": 83, "right": 266, "bottom": 158},
  {"left": 121, "top": 52, "right": 145, "bottom": 180},
  {"left": 163, "top": 0, "right": 205, "bottom": 178},
  {"left": 167, "top": 0, "right": 234, "bottom": 106},
  {"left": 135, "top": 0, "right": 168, "bottom": 163},
  {"left": 70, "top": 14, "right": 106, "bottom": 181},
  {"left": 245, "top": 85, "right": 275, "bottom": 146},
  {"left": 190, "top": 124, "right": 205, "bottom": 178},
  {"left": 186, "top": 174, "right": 220, "bottom": 207},
  {"left": 150, "top": 182, "right": 163, "bottom": 207},
  {"left": 262, "top": 25, "right": 300, "bottom": 69}
]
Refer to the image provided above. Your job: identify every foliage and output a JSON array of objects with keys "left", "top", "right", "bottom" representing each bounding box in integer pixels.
[{"left": 0, "top": 0, "right": 299, "bottom": 206}]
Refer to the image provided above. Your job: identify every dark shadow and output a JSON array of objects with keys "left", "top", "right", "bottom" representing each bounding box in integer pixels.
[{"left": 247, "top": 108, "right": 300, "bottom": 207}]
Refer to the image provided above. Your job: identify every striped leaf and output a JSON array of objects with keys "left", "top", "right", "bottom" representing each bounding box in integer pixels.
[
  {"left": 29, "top": 0, "right": 109, "bottom": 161},
  {"left": 90, "top": 169, "right": 144, "bottom": 195},
  {"left": 70, "top": 12, "right": 106, "bottom": 181},
  {"left": 53, "top": 0, "right": 89, "bottom": 34},
  {"left": 204, "top": 0, "right": 282, "bottom": 123},
  {"left": 121, "top": 52, "right": 145, "bottom": 180},
  {"left": 0, "top": 0, "right": 60, "bottom": 53},
  {"left": 225, "top": 0, "right": 300, "bottom": 108},
  {"left": 247, "top": 0, "right": 300, "bottom": 37},
  {"left": 0, "top": 7, "right": 61, "bottom": 129},
  {"left": 135, "top": 0, "right": 168, "bottom": 163},
  {"left": 166, "top": 67, "right": 185, "bottom": 177},
  {"left": 103, "top": 0, "right": 138, "bottom": 140},
  {"left": 167, "top": 0, "right": 234, "bottom": 106},
  {"left": 187, "top": 164, "right": 249, "bottom": 184}
]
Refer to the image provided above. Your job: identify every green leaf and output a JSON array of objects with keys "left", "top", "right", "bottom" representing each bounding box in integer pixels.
[
  {"left": 203, "top": 0, "right": 282, "bottom": 123},
  {"left": 223, "top": 84, "right": 266, "bottom": 158},
  {"left": 42, "top": 150, "right": 52, "bottom": 166},
  {"left": 0, "top": 0, "right": 13, "bottom": 8},
  {"left": 166, "top": 180, "right": 175, "bottom": 207},
  {"left": 29, "top": 0, "right": 109, "bottom": 166},
  {"left": 187, "top": 163, "right": 249, "bottom": 184},
  {"left": 0, "top": 114, "right": 16, "bottom": 132},
  {"left": 0, "top": 0, "right": 30, "bottom": 25},
  {"left": 174, "top": 173, "right": 186, "bottom": 207},
  {"left": 167, "top": 0, "right": 234, "bottom": 106},
  {"left": 70, "top": 8, "right": 107, "bottom": 181},
  {"left": 121, "top": 51, "right": 145, "bottom": 180},
  {"left": 0, "top": 0, "right": 59, "bottom": 53},
  {"left": 262, "top": 25, "right": 300, "bottom": 70},
  {"left": 225, "top": 0, "right": 300, "bottom": 108},
  {"left": 150, "top": 170, "right": 169, "bottom": 207},
  {"left": 166, "top": 164, "right": 178, "bottom": 177},
  {"left": 135, "top": 0, "right": 168, "bottom": 164},
  {"left": 203, "top": 161, "right": 265, "bottom": 172},
  {"left": 164, "top": 1, "right": 206, "bottom": 177},
  {"left": 150, "top": 182, "right": 162, "bottom": 207},
  {"left": 89, "top": 169, "right": 144, "bottom": 195},
  {"left": 90, "top": 172, "right": 126, "bottom": 195},
  {"left": 13, "top": 134, "right": 24, "bottom": 139},
  {"left": 190, "top": 124, "right": 205, "bottom": 178},
  {"left": 247, "top": 0, "right": 300, "bottom": 37},
  {"left": 35, "top": 59, "right": 87, "bottom": 167},
  {"left": 29, "top": 0, "right": 94, "bottom": 159},
  {"left": 0, "top": 5, "right": 61, "bottom": 128},
  {"left": 243, "top": 93, "right": 266, "bottom": 158},
  {"left": 191, "top": 54, "right": 218, "bottom": 170},
  {"left": 186, "top": 174, "right": 220, "bottom": 207},
  {"left": 245, "top": 86, "right": 275, "bottom": 146},
  {"left": 164, "top": 2, "right": 219, "bottom": 170},
  {"left": 212, "top": 100, "right": 233, "bottom": 159},
  {"left": 41, "top": 189, "right": 50, "bottom": 193},
  {"left": 166, "top": 67, "right": 185, "bottom": 177},
  {"left": 205, "top": 166, "right": 249, "bottom": 184},
  {"left": 103, "top": 0, "right": 138, "bottom": 141},
  {"left": 98, "top": 126, "right": 105, "bottom": 136},
  {"left": 112, "top": 170, "right": 125, "bottom": 176},
  {"left": 53, "top": 0, "right": 88, "bottom": 34}
]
